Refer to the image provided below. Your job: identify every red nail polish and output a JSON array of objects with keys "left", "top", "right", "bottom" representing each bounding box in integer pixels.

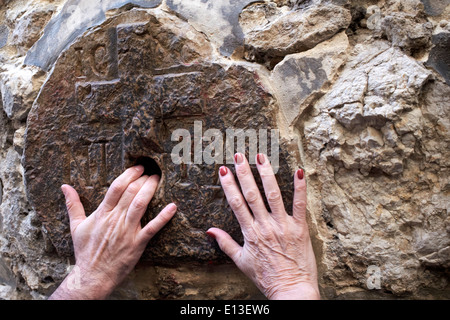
[
  {"left": 257, "top": 153, "right": 265, "bottom": 165},
  {"left": 234, "top": 153, "right": 243, "bottom": 164},
  {"left": 297, "top": 168, "right": 304, "bottom": 180},
  {"left": 219, "top": 166, "right": 228, "bottom": 177}
]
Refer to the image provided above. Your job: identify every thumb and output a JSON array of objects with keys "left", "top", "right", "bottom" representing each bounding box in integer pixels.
[
  {"left": 207, "top": 227, "right": 242, "bottom": 263},
  {"left": 61, "top": 184, "right": 86, "bottom": 233}
]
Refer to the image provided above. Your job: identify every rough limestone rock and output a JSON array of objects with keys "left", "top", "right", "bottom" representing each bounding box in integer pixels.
[
  {"left": 272, "top": 31, "right": 349, "bottom": 126},
  {"left": 308, "top": 41, "right": 433, "bottom": 176},
  {"left": 381, "top": 12, "right": 433, "bottom": 54},
  {"left": 242, "top": 3, "right": 352, "bottom": 66},
  {"left": 166, "top": 0, "right": 258, "bottom": 57},
  {"left": 239, "top": 2, "right": 290, "bottom": 35},
  {"left": 301, "top": 38, "right": 450, "bottom": 297},
  {"left": 0, "top": 63, "right": 44, "bottom": 121},
  {"left": 426, "top": 32, "right": 450, "bottom": 84},
  {"left": 0, "top": 0, "right": 449, "bottom": 300},
  {"left": 420, "top": 0, "right": 450, "bottom": 16},
  {"left": 0, "top": 25, "right": 8, "bottom": 49},
  {"left": 6, "top": 1, "right": 55, "bottom": 55}
]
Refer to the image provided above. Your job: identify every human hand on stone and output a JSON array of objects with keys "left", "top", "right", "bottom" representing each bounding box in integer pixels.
[
  {"left": 49, "top": 165, "right": 177, "bottom": 300},
  {"left": 207, "top": 153, "right": 319, "bottom": 300}
]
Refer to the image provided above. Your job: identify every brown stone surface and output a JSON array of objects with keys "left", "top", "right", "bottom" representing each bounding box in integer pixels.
[{"left": 23, "top": 9, "right": 297, "bottom": 264}]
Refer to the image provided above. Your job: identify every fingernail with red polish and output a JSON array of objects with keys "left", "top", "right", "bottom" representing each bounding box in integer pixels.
[
  {"left": 219, "top": 166, "right": 228, "bottom": 177},
  {"left": 297, "top": 168, "right": 304, "bottom": 180},
  {"left": 257, "top": 153, "right": 265, "bottom": 165},
  {"left": 206, "top": 230, "right": 216, "bottom": 239},
  {"left": 234, "top": 153, "right": 244, "bottom": 165}
]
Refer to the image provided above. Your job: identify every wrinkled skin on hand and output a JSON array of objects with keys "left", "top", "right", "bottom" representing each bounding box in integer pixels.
[
  {"left": 207, "top": 153, "right": 319, "bottom": 300},
  {"left": 49, "top": 165, "right": 177, "bottom": 300},
  {"left": 50, "top": 155, "right": 318, "bottom": 300}
]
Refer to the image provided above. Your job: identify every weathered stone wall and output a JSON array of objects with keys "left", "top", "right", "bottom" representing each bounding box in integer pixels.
[{"left": 0, "top": 0, "right": 449, "bottom": 299}]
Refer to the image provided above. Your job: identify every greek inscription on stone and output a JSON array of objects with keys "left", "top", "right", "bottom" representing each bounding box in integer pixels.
[{"left": 24, "top": 10, "right": 297, "bottom": 263}]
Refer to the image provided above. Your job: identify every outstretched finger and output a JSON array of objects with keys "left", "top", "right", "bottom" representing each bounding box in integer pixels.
[
  {"left": 293, "top": 168, "right": 307, "bottom": 223},
  {"left": 255, "top": 153, "right": 286, "bottom": 220},
  {"left": 126, "top": 175, "right": 160, "bottom": 227},
  {"left": 101, "top": 165, "right": 145, "bottom": 211},
  {"left": 116, "top": 175, "right": 152, "bottom": 211},
  {"left": 219, "top": 165, "right": 253, "bottom": 229},
  {"left": 137, "top": 203, "right": 177, "bottom": 245},
  {"left": 234, "top": 153, "right": 269, "bottom": 221},
  {"left": 61, "top": 184, "right": 86, "bottom": 233},
  {"left": 206, "top": 227, "right": 242, "bottom": 264}
]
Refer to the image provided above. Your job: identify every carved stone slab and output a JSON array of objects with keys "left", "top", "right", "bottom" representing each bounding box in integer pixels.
[{"left": 24, "top": 9, "right": 297, "bottom": 264}]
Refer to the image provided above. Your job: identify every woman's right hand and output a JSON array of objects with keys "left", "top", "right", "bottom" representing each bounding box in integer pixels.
[{"left": 207, "top": 153, "right": 319, "bottom": 300}]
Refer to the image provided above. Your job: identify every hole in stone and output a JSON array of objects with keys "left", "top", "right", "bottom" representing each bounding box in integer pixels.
[
  {"left": 42, "top": 276, "right": 54, "bottom": 284},
  {"left": 133, "top": 157, "right": 161, "bottom": 177}
]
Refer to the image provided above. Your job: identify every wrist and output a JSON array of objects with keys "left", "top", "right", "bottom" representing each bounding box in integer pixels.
[
  {"left": 77, "top": 264, "right": 117, "bottom": 299},
  {"left": 49, "top": 264, "right": 116, "bottom": 300},
  {"left": 268, "top": 282, "right": 320, "bottom": 300}
]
